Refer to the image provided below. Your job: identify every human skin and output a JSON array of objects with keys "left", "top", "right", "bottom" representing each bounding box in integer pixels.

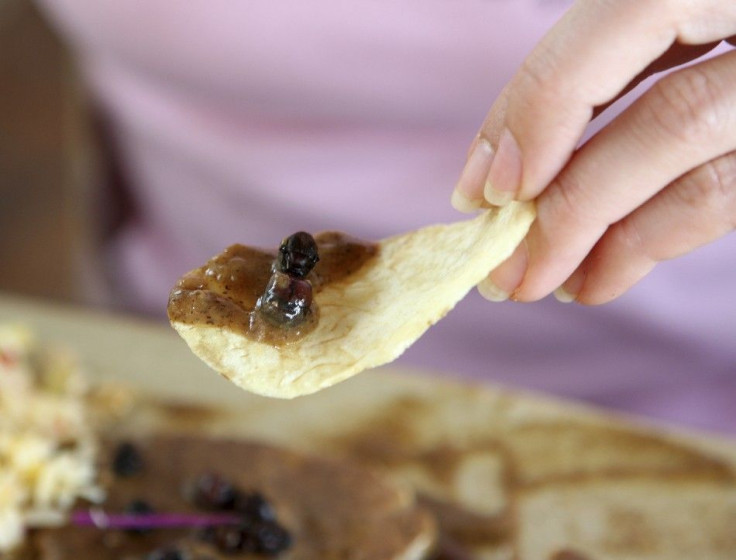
[{"left": 452, "top": 0, "right": 736, "bottom": 305}]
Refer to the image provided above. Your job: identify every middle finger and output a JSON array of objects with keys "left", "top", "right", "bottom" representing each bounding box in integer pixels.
[{"left": 507, "top": 48, "right": 736, "bottom": 301}]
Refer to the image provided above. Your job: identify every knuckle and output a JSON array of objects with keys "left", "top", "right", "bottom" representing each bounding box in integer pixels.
[
  {"left": 676, "top": 154, "right": 736, "bottom": 228},
  {"left": 612, "top": 216, "right": 651, "bottom": 261},
  {"left": 705, "top": 153, "right": 736, "bottom": 204},
  {"left": 544, "top": 169, "right": 597, "bottom": 227},
  {"left": 512, "top": 42, "right": 571, "bottom": 112},
  {"left": 516, "top": 43, "right": 560, "bottom": 93},
  {"left": 643, "top": 66, "right": 724, "bottom": 145}
]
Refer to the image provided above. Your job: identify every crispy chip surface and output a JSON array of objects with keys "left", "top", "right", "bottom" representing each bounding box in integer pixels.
[{"left": 171, "top": 202, "right": 535, "bottom": 398}]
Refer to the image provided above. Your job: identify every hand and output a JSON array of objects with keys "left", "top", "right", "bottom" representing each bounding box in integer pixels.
[{"left": 452, "top": 0, "right": 736, "bottom": 304}]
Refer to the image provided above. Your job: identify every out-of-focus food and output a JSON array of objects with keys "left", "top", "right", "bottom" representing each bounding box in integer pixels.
[{"left": 0, "top": 325, "right": 102, "bottom": 552}]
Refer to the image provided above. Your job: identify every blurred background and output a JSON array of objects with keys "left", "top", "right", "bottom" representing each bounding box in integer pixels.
[
  {"left": 3, "top": 0, "right": 736, "bottom": 436},
  {"left": 0, "top": 0, "right": 102, "bottom": 306}
]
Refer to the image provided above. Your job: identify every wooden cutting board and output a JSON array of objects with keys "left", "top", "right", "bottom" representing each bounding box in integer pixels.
[{"left": 3, "top": 292, "right": 736, "bottom": 559}]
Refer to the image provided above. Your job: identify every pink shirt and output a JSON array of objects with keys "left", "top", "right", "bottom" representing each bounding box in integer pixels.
[{"left": 39, "top": 1, "right": 736, "bottom": 433}]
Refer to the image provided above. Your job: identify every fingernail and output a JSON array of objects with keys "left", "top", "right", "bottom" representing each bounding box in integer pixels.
[
  {"left": 484, "top": 128, "right": 522, "bottom": 207},
  {"left": 477, "top": 278, "right": 509, "bottom": 302},
  {"left": 478, "top": 241, "right": 528, "bottom": 302},
  {"left": 553, "top": 286, "right": 576, "bottom": 303},
  {"left": 483, "top": 184, "right": 514, "bottom": 207},
  {"left": 451, "top": 189, "right": 483, "bottom": 213},
  {"left": 453, "top": 138, "right": 494, "bottom": 208},
  {"left": 553, "top": 270, "right": 584, "bottom": 303}
]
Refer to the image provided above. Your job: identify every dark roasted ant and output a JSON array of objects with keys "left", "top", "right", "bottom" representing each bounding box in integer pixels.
[
  {"left": 256, "top": 232, "right": 319, "bottom": 327},
  {"left": 276, "top": 231, "right": 319, "bottom": 278}
]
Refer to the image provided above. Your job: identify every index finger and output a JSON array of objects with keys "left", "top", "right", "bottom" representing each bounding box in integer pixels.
[{"left": 477, "top": 0, "right": 736, "bottom": 203}]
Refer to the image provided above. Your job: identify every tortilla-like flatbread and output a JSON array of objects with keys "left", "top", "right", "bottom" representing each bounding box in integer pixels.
[
  {"left": 171, "top": 202, "right": 535, "bottom": 398},
  {"left": 34, "top": 436, "right": 436, "bottom": 560}
]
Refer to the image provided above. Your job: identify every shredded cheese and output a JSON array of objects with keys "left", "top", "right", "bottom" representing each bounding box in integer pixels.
[{"left": 0, "top": 325, "right": 102, "bottom": 552}]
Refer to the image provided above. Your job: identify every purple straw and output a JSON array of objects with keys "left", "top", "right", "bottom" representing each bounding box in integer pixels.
[{"left": 70, "top": 509, "right": 243, "bottom": 530}]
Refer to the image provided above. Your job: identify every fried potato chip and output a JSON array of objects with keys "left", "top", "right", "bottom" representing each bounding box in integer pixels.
[{"left": 170, "top": 202, "right": 535, "bottom": 398}]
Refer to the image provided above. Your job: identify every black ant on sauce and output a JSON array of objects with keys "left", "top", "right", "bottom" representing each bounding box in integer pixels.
[{"left": 255, "top": 232, "right": 320, "bottom": 328}]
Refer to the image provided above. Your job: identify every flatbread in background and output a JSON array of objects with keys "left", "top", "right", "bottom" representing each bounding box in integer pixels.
[
  {"left": 127, "top": 375, "right": 736, "bottom": 560},
  {"left": 5, "top": 320, "right": 736, "bottom": 560},
  {"left": 516, "top": 476, "right": 736, "bottom": 560},
  {"left": 33, "top": 436, "right": 436, "bottom": 560},
  {"left": 171, "top": 201, "right": 535, "bottom": 398}
]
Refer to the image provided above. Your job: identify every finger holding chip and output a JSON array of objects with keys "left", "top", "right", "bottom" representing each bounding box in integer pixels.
[{"left": 451, "top": 0, "right": 736, "bottom": 303}]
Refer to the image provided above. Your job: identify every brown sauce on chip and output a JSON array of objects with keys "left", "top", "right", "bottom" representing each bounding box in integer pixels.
[{"left": 167, "top": 233, "right": 377, "bottom": 346}]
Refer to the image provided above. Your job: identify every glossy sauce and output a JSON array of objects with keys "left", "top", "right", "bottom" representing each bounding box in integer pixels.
[{"left": 167, "top": 233, "right": 377, "bottom": 346}]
